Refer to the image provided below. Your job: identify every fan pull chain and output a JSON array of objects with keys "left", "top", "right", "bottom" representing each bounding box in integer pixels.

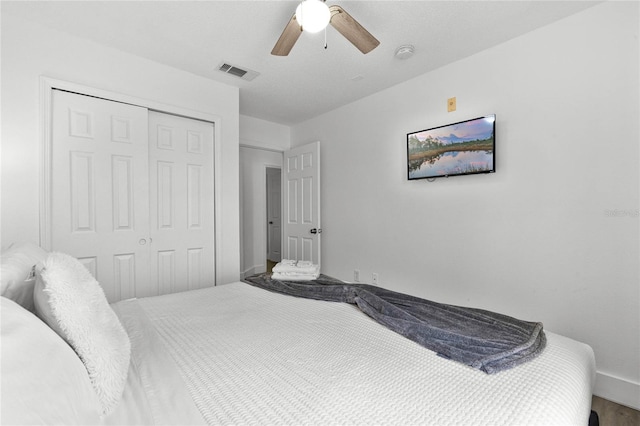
[{"left": 324, "top": 26, "right": 327, "bottom": 50}]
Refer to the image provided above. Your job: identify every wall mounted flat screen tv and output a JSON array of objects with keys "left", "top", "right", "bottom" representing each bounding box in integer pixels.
[{"left": 407, "top": 115, "right": 495, "bottom": 180}]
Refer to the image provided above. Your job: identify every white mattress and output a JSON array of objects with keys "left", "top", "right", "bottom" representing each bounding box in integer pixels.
[{"left": 112, "top": 281, "right": 595, "bottom": 425}]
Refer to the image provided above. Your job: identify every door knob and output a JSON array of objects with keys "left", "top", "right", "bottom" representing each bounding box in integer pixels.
[
  {"left": 310, "top": 228, "right": 322, "bottom": 234},
  {"left": 139, "top": 238, "right": 147, "bottom": 245}
]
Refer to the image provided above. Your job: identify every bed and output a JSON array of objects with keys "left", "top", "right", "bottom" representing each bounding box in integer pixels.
[{"left": 1, "top": 243, "right": 596, "bottom": 425}]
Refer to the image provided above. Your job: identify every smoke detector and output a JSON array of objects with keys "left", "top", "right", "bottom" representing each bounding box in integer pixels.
[{"left": 395, "top": 45, "right": 415, "bottom": 60}]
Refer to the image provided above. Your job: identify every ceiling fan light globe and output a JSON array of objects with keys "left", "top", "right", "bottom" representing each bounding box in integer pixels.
[{"left": 296, "top": 0, "right": 331, "bottom": 33}]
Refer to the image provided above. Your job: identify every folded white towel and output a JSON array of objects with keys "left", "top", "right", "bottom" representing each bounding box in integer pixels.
[
  {"left": 272, "top": 269, "right": 320, "bottom": 277},
  {"left": 272, "top": 272, "right": 319, "bottom": 281},
  {"left": 272, "top": 263, "right": 320, "bottom": 275},
  {"left": 271, "top": 259, "right": 320, "bottom": 281}
]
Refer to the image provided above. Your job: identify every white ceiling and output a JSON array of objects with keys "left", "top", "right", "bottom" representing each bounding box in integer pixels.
[{"left": 3, "top": 1, "right": 599, "bottom": 126}]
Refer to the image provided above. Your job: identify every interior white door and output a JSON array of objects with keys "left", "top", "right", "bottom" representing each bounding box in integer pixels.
[
  {"left": 51, "top": 90, "right": 150, "bottom": 302},
  {"left": 266, "top": 167, "right": 282, "bottom": 262},
  {"left": 148, "top": 111, "right": 215, "bottom": 295},
  {"left": 283, "top": 141, "right": 321, "bottom": 265}
]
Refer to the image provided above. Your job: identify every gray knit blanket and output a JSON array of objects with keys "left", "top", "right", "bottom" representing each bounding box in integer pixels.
[{"left": 243, "top": 274, "right": 546, "bottom": 374}]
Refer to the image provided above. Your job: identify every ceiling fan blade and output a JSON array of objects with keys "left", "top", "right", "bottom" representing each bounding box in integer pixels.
[
  {"left": 329, "top": 5, "right": 380, "bottom": 54},
  {"left": 271, "top": 13, "right": 302, "bottom": 56}
]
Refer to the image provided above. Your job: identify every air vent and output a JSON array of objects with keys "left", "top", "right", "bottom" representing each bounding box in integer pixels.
[{"left": 217, "top": 62, "right": 259, "bottom": 81}]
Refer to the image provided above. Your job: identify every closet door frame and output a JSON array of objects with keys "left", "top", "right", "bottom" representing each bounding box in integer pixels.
[{"left": 39, "top": 76, "right": 223, "bottom": 285}]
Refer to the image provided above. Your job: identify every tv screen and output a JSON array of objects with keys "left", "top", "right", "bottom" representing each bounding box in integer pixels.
[{"left": 407, "top": 115, "right": 495, "bottom": 180}]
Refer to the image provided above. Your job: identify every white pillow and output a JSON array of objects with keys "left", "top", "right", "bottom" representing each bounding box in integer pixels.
[
  {"left": 0, "top": 241, "right": 48, "bottom": 312},
  {"left": 34, "top": 252, "right": 131, "bottom": 416},
  {"left": 1, "top": 296, "right": 102, "bottom": 425}
]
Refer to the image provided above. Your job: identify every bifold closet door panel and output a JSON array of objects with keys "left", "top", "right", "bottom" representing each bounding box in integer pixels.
[
  {"left": 51, "top": 89, "right": 150, "bottom": 302},
  {"left": 148, "top": 111, "right": 215, "bottom": 295}
]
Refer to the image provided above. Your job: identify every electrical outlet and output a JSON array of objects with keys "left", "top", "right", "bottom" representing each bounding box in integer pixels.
[
  {"left": 372, "top": 273, "right": 379, "bottom": 285},
  {"left": 354, "top": 269, "right": 360, "bottom": 283}
]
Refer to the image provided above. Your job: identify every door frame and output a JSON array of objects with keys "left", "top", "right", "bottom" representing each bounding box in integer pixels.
[
  {"left": 265, "top": 165, "right": 282, "bottom": 263},
  {"left": 238, "top": 145, "right": 284, "bottom": 278},
  {"left": 39, "top": 76, "right": 223, "bottom": 283}
]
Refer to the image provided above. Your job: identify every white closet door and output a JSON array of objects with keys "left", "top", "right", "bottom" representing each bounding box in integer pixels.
[
  {"left": 148, "top": 111, "right": 215, "bottom": 295},
  {"left": 51, "top": 90, "right": 150, "bottom": 302}
]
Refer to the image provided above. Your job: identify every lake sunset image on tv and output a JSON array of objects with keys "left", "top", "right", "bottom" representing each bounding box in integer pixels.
[{"left": 407, "top": 115, "right": 495, "bottom": 180}]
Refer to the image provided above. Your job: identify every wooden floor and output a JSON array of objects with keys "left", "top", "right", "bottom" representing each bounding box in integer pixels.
[{"left": 592, "top": 396, "right": 640, "bottom": 426}]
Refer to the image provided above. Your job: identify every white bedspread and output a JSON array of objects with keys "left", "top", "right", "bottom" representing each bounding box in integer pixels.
[
  {"left": 113, "top": 282, "right": 595, "bottom": 425},
  {"left": 105, "top": 302, "right": 205, "bottom": 425}
]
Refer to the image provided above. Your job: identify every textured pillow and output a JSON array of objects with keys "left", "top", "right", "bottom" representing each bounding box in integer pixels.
[
  {"left": 34, "top": 252, "right": 131, "bottom": 416},
  {"left": 1, "top": 296, "right": 102, "bottom": 425},
  {"left": 0, "top": 241, "right": 48, "bottom": 312}
]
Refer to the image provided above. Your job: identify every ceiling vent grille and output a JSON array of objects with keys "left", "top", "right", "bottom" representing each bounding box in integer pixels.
[{"left": 217, "top": 62, "right": 259, "bottom": 81}]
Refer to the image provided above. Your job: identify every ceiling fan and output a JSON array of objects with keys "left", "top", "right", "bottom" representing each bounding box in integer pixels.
[{"left": 271, "top": 0, "right": 380, "bottom": 56}]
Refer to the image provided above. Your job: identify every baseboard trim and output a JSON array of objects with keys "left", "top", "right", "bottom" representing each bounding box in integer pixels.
[
  {"left": 593, "top": 372, "right": 640, "bottom": 410},
  {"left": 240, "top": 264, "right": 266, "bottom": 280}
]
